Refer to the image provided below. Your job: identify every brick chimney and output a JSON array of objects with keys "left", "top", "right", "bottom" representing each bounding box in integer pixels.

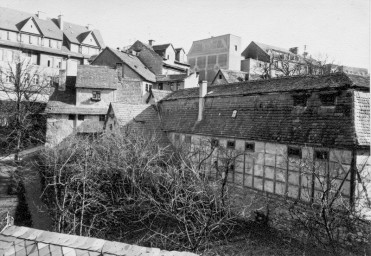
[
  {"left": 148, "top": 39, "right": 155, "bottom": 46},
  {"left": 197, "top": 81, "right": 207, "bottom": 121},
  {"left": 57, "top": 15, "right": 63, "bottom": 30}
]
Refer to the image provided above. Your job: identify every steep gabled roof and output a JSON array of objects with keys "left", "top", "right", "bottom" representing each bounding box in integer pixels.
[
  {"left": 212, "top": 69, "right": 249, "bottom": 84},
  {"left": 75, "top": 65, "right": 119, "bottom": 89},
  {"left": 110, "top": 102, "right": 151, "bottom": 126},
  {"left": 60, "top": 21, "right": 105, "bottom": 48},
  {"left": 0, "top": 7, "right": 63, "bottom": 40},
  {"left": 0, "top": 225, "right": 197, "bottom": 256},
  {"left": 106, "top": 47, "right": 156, "bottom": 82}
]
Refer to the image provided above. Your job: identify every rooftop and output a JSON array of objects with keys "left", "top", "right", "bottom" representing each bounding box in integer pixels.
[{"left": 75, "top": 65, "right": 119, "bottom": 89}]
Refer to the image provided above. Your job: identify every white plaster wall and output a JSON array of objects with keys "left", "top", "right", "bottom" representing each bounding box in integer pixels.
[{"left": 45, "top": 114, "right": 75, "bottom": 147}]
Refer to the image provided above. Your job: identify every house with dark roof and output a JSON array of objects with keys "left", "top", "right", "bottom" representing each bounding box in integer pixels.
[
  {"left": 91, "top": 47, "right": 156, "bottom": 94},
  {"left": 211, "top": 69, "right": 249, "bottom": 86},
  {"left": 0, "top": 7, "right": 105, "bottom": 78},
  {"left": 129, "top": 72, "right": 370, "bottom": 209},
  {"left": 44, "top": 65, "right": 120, "bottom": 145}
]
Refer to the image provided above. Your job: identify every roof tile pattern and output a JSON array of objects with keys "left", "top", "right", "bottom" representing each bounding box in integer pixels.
[
  {"left": 159, "top": 73, "right": 370, "bottom": 148},
  {"left": 0, "top": 226, "right": 197, "bottom": 256},
  {"left": 213, "top": 69, "right": 249, "bottom": 84},
  {"left": 76, "top": 65, "right": 118, "bottom": 89}
]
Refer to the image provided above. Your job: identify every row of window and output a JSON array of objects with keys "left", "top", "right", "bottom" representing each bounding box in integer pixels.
[
  {"left": 0, "top": 30, "right": 62, "bottom": 49},
  {"left": 68, "top": 114, "right": 106, "bottom": 122},
  {"left": 175, "top": 134, "right": 330, "bottom": 160}
]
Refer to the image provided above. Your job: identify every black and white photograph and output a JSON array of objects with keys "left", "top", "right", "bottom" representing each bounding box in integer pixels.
[{"left": 0, "top": 0, "right": 369, "bottom": 255}]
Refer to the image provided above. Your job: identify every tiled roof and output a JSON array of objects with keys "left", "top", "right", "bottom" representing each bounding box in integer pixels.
[
  {"left": 213, "top": 69, "right": 249, "bottom": 84},
  {"left": 159, "top": 73, "right": 370, "bottom": 148},
  {"left": 354, "top": 91, "right": 370, "bottom": 146},
  {"left": 0, "top": 225, "right": 198, "bottom": 256},
  {"left": 107, "top": 47, "right": 156, "bottom": 82},
  {"left": 111, "top": 103, "right": 151, "bottom": 126},
  {"left": 59, "top": 21, "right": 105, "bottom": 48},
  {"left": 75, "top": 65, "right": 119, "bottom": 89},
  {"left": 128, "top": 41, "right": 165, "bottom": 75},
  {"left": 150, "top": 89, "right": 173, "bottom": 102},
  {"left": 0, "top": 7, "right": 63, "bottom": 40},
  {"left": 110, "top": 103, "right": 171, "bottom": 147},
  {"left": 163, "top": 73, "right": 370, "bottom": 101}
]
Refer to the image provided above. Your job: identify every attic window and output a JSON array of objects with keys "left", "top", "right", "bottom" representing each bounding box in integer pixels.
[
  {"left": 245, "top": 142, "right": 255, "bottom": 152},
  {"left": 288, "top": 147, "right": 301, "bottom": 158},
  {"left": 320, "top": 93, "right": 337, "bottom": 106},
  {"left": 92, "top": 91, "right": 101, "bottom": 101},
  {"left": 232, "top": 110, "right": 237, "bottom": 118},
  {"left": 227, "top": 140, "right": 235, "bottom": 149},
  {"left": 315, "top": 150, "right": 329, "bottom": 160},
  {"left": 219, "top": 74, "right": 222, "bottom": 79},
  {"left": 293, "top": 94, "right": 309, "bottom": 107}
]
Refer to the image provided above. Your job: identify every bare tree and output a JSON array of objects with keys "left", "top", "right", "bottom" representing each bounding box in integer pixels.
[{"left": 0, "top": 50, "right": 55, "bottom": 161}]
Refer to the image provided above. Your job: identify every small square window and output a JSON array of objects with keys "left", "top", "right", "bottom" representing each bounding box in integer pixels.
[
  {"left": 245, "top": 142, "right": 255, "bottom": 151},
  {"left": 288, "top": 147, "right": 301, "bottom": 158},
  {"left": 227, "top": 140, "right": 235, "bottom": 149},
  {"left": 158, "top": 83, "right": 163, "bottom": 90},
  {"left": 211, "top": 138, "right": 219, "bottom": 147},
  {"left": 315, "top": 150, "right": 328, "bottom": 160},
  {"left": 99, "top": 115, "right": 105, "bottom": 121},
  {"left": 293, "top": 94, "right": 309, "bottom": 107},
  {"left": 185, "top": 135, "right": 191, "bottom": 144},
  {"left": 320, "top": 93, "right": 337, "bottom": 106},
  {"left": 78, "top": 115, "right": 85, "bottom": 121},
  {"left": 68, "top": 114, "right": 75, "bottom": 120}
]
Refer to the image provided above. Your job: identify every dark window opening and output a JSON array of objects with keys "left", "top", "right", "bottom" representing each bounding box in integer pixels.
[
  {"left": 99, "top": 115, "right": 105, "bottom": 121},
  {"left": 227, "top": 140, "right": 235, "bottom": 149},
  {"left": 158, "top": 83, "right": 163, "bottom": 90},
  {"left": 315, "top": 150, "right": 329, "bottom": 160},
  {"left": 229, "top": 164, "right": 235, "bottom": 171},
  {"left": 293, "top": 94, "right": 309, "bottom": 107},
  {"left": 320, "top": 93, "right": 337, "bottom": 106},
  {"left": 109, "top": 124, "right": 113, "bottom": 131},
  {"left": 235, "top": 45, "right": 237, "bottom": 51},
  {"left": 47, "top": 60, "right": 51, "bottom": 67},
  {"left": 245, "top": 142, "right": 255, "bottom": 151},
  {"left": 211, "top": 138, "right": 219, "bottom": 147},
  {"left": 68, "top": 114, "right": 75, "bottom": 120},
  {"left": 92, "top": 91, "right": 101, "bottom": 101},
  {"left": 288, "top": 147, "right": 302, "bottom": 158},
  {"left": 78, "top": 115, "right": 85, "bottom": 121},
  {"left": 219, "top": 74, "right": 222, "bottom": 79},
  {"left": 185, "top": 135, "right": 191, "bottom": 144}
]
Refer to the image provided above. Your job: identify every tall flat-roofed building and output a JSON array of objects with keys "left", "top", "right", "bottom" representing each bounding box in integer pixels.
[{"left": 187, "top": 34, "right": 241, "bottom": 83}]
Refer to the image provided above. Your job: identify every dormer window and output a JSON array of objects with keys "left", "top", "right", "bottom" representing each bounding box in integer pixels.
[{"left": 92, "top": 91, "right": 101, "bottom": 101}]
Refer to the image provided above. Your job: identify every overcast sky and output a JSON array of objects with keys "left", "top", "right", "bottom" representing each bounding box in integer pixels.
[{"left": 2, "top": 0, "right": 369, "bottom": 69}]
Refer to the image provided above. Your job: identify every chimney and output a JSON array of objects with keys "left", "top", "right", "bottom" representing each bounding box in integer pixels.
[
  {"left": 289, "top": 47, "right": 298, "bottom": 55},
  {"left": 197, "top": 81, "right": 207, "bottom": 121},
  {"left": 57, "top": 15, "right": 63, "bottom": 30},
  {"left": 36, "top": 11, "right": 47, "bottom": 20},
  {"left": 148, "top": 39, "right": 155, "bottom": 46}
]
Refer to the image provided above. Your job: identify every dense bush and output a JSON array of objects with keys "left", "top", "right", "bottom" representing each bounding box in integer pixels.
[{"left": 39, "top": 130, "right": 238, "bottom": 252}]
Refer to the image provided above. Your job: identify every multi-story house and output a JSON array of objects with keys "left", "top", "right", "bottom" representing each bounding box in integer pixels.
[
  {"left": 0, "top": 7, "right": 105, "bottom": 78},
  {"left": 44, "top": 65, "right": 119, "bottom": 146},
  {"left": 187, "top": 34, "right": 242, "bottom": 84}
]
